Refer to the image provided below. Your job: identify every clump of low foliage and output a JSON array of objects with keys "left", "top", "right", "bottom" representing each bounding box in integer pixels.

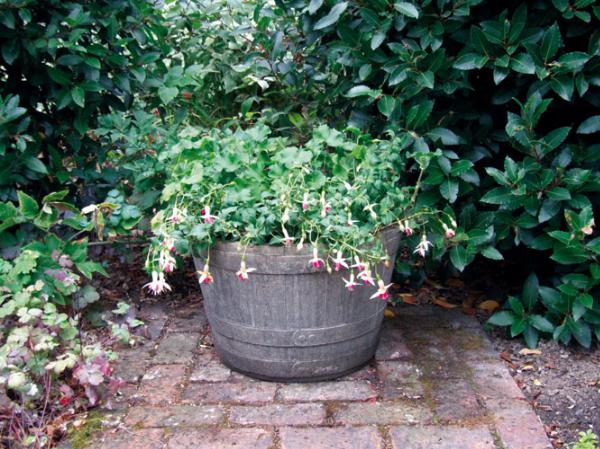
[{"left": 572, "top": 430, "right": 600, "bottom": 449}]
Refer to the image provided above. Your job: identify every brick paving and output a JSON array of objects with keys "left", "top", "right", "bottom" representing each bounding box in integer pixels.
[{"left": 79, "top": 304, "right": 552, "bottom": 449}]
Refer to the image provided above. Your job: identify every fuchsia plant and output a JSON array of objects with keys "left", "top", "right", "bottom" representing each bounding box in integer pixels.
[{"left": 145, "top": 124, "right": 457, "bottom": 299}]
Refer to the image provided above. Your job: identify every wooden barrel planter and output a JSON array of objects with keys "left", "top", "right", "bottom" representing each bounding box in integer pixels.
[{"left": 193, "top": 227, "right": 401, "bottom": 382}]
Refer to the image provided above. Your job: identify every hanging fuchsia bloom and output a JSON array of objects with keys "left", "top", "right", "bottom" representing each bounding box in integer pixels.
[
  {"left": 201, "top": 206, "right": 218, "bottom": 224},
  {"left": 346, "top": 212, "right": 358, "bottom": 227},
  {"left": 236, "top": 260, "right": 256, "bottom": 281},
  {"left": 363, "top": 204, "right": 377, "bottom": 220},
  {"left": 442, "top": 223, "right": 456, "bottom": 238},
  {"left": 402, "top": 220, "right": 414, "bottom": 236},
  {"left": 163, "top": 237, "right": 176, "bottom": 252},
  {"left": 168, "top": 206, "right": 183, "bottom": 223},
  {"left": 197, "top": 263, "right": 213, "bottom": 285},
  {"left": 319, "top": 192, "right": 332, "bottom": 217},
  {"left": 144, "top": 271, "right": 172, "bottom": 295},
  {"left": 282, "top": 227, "right": 295, "bottom": 247},
  {"left": 302, "top": 193, "right": 310, "bottom": 211},
  {"left": 343, "top": 273, "right": 360, "bottom": 291},
  {"left": 309, "top": 247, "right": 325, "bottom": 269},
  {"left": 370, "top": 279, "right": 393, "bottom": 300},
  {"left": 350, "top": 256, "right": 365, "bottom": 271},
  {"left": 331, "top": 251, "right": 348, "bottom": 271},
  {"left": 414, "top": 235, "right": 433, "bottom": 257},
  {"left": 358, "top": 265, "right": 375, "bottom": 286},
  {"left": 159, "top": 251, "right": 176, "bottom": 273}
]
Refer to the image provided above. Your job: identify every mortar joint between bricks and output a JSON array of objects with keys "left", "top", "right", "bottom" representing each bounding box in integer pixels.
[
  {"left": 222, "top": 404, "right": 231, "bottom": 428},
  {"left": 270, "top": 427, "right": 281, "bottom": 449},
  {"left": 378, "top": 424, "right": 393, "bottom": 449}
]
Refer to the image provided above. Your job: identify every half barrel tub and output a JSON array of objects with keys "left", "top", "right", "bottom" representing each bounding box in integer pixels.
[{"left": 193, "top": 227, "right": 401, "bottom": 382}]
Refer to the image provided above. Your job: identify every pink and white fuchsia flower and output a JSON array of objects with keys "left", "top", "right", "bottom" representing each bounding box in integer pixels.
[
  {"left": 201, "top": 206, "right": 218, "bottom": 224},
  {"left": 236, "top": 260, "right": 256, "bottom": 281},
  {"left": 302, "top": 192, "right": 310, "bottom": 211},
  {"left": 370, "top": 279, "right": 392, "bottom": 300},
  {"left": 282, "top": 227, "right": 295, "bottom": 247},
  {"left": 399, "top": 220, "right": 414, "bottom": 236},
  {"left": 351, "top": 256, "right": 365, "bottom": 271},
  {"left": 331, "top": 251, "right": 348, "bottom": 271},
  {"left": 159, "top": 251, "right": 176, "bottom": 273},
  {"left": 413, "top": 235, "right": 433, "bottom": 257},
  {"left": 442, "top": 223, "right": 456, "bottom": 238},
  {"left": 357, "top": 265, "right": 376, "bottom": 286},
  {"left": 197, "top": 263, "right": 213, "bottom": 285},
  {"left": 168, "top": 206, "right": 185, "bottom": 224},
  {"left": 343, "top": 273, "right": 360, "bottom": 291},
  {"left": 309, "top": 247, "right": 325, "bottom": 269},
  {"left": 144, "top": 271, "right": 172, "bottom": 295}
]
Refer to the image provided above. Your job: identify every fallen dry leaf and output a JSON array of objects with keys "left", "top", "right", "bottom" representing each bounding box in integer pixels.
[
  {"left": 478, "top": 300, "right": 500, "bottom": 312},
  {"left": 521, "top": 365, "right": 535, "bottom": 371},
  {"left": 447, "top": 278, "right": 464, "bottom": 288},
  {"left": 399, "top": 293, "right": 417, "bottom": 305},
  {"left": 432, "top": 297, "right": 458, "bottom": 309},
  {"left": 383, "top": 308, "right": 397, "bottom": 318},
  {"left": 519, "top": 348, "right": 542, "bottom": 356},
  {"left": 424, "top": 277, "right": 444, "bottom": 289},
  {"left": 533, "top": 379, "right": 542, "bottom": 386}
]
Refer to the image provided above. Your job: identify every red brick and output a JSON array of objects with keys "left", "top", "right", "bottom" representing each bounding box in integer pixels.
[
  {"left": 167, "top": 428, "right": 272, "bottom": 449},
  {"left": 488, "top": 398, "right": 552, "bottom": 449},
  {"left": 137, "top": 364, "right": 186, "bottom": 405},
  {"left": 153, "top": 333, "right": 198, "bottom": 364},
  {"left": 229, "top": 403, "right": 326, "bottom": 426},
  {"left": 278, "top": 381, "right": 376, "bottom": 402},
  {"left": 88, "top": 428, "right": 164, "bottom": 449},
  {"left": 333, "top": 402, "right": 433, "bottom": 425},
  {"left": 124, "top": 405, "right": 224, "bottom": 427},
  {"left": 279, "top": 426, "right": 383, "bottom": 449},
  {"left": 390, "top": 425, "right": 496, "bottom": 449},
  {"left": 182, "top": 382, "right": 277, "bottom": 404}
]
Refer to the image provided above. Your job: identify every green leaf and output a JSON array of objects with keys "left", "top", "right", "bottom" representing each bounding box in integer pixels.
[
  {"left": 542, "top": 127, "right": 570, "bottom": 152},
  {"left": 24, "top": 156, "right": 48, "bottom": 174},
  {"left": 313, "top": 2, "right": 348, "bottom": 29},
  {"left": 481, "top": 246, "right": 503, "bottom": 260},
  {"left": 488, "top": 311, "right": 515, "bottom": 326},
  {"left": 1, "top": 39, "right": 19, "bottom": 65},
  {"left": 453, "top": 53, "right": 488, "bottom": 70},
  {"left": 308, "top": 0, "right": 324, "bottom": 14},
  {"left": 577, "top": 115, "right": 600, "bottom": 134},
  {"left": 76, "top": 261, "right": 108, "bottom": 279},
  {"left": 550, "top": 77, "right": 574, "bottom": 101},
  {"left": 558, "top": 52, "right": 590, "bottom": 71},
  {"left": 158, "top": 86, "right": 179, "bottom": 104},
  {"left": 480, "top": 187, "right": 512, "bottom": 205},
  {"left": 428, "top": 128, "right": 460, "bottom": 145},
  {"left": 345, "top": 85, "right": 381, "bottom": 98},
  {"left": 48, "top": 67, "right": 71, "bottom": 85},
  {"left": 541, "top": 23, "right": 561, "bottom": 61},
  {"left": 440, "top": 178, "right": 459, "bottom": 203},
  {"left": 522, "top": 272, "right": 539, "bottom": 311},
  {"left": 449, "top": 245, "right": 469, "bottom": 271},
  {"left": 546, "top": 187, "right": 571, "bottom": 201},
  {"left": 394, "top": 2, "right": 419, "bottom": 18},
  {"left": 523, "top": 325, "right": 539, "bottom": 348},
  {"left": 551, "top": 245, "right": 588, "bottom": 265},
  {"left": 377, "top": 96, "right": 396, "bottom": 118},
  {"left": 17, "top": 191, "right": 39, "bottom": 219},
  {"left": 570, "top": 320, "right": 591, "bottom": 348},
  {"left": 371, "top": 31, "right": 386, "bottom": 50},
  {"left": 71, "top": 86, "right": 85, "bottom": 108},
  {"left": 511, "top": 54, "right": 535, "bottom": 74},
  {"left": 530, "top": 315, "right": 555, "bottom": 333}
]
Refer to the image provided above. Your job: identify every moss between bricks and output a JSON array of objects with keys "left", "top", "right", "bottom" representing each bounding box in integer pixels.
[{"left": 66, "top": 410, "right": 104, "bottom": 449}]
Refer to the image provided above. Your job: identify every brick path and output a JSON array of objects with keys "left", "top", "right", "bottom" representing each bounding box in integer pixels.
[{"left": 78, "top": 303, "right": 552, "bottom": 449}]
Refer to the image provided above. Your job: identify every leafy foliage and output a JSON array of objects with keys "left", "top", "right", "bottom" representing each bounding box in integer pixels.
[
  {"left": 0, "top": 0, "right": 166, "bottom": 200},
  {"left": 149, "top": 123, "right": 457, "bottom": 295}
]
